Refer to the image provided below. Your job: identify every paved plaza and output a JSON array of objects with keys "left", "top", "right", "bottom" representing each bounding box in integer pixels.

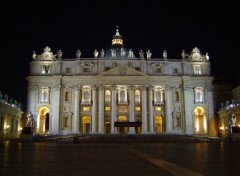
[{"left": 1, "top": 135, "right": 240, "bottom": 176}]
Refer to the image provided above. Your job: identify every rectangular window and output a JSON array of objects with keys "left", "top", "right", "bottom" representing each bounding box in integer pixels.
[
  {"left": 83, "top": 68, "right": 91, "bottom": 72},
  {"left": 135, "top": 107, "right": 141, "bottom": 111},
  {"left": 66, "top": 68, "right": 71, "bottom": 73},
  {"left": 193, "top": 65, "right": 201, "bottom": 74},
  {"left": 105, "top": 67, "right": 110, "bottom": 71},
  {"left": 135, "top": 67, "right": 140, "bottom": 71},
  {"left": 83, "top": 107, "right": 90, "bottom": 111},
  {"left": 42, "top": 65, "right": 50, "bottom": 74},
  {"left": 105, "top": 107, "right": 111, "bottom": 111},
  {"left": 153, "top": 67, "right": 161, "bottom": 73}
]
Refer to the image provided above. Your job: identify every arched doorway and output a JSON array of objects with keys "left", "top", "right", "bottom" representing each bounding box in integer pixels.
[
  {"left": 38, "top": 107, "right": 50, "bottom": 135},
  {"left": 194, "top": 107, "right": 207, "bottom": 134},
  {"left": 155, "top": 115, "right": 163, "bottom": 133},
  {"left": 82, "top": 116, "right": 90, "bottom": 134}
]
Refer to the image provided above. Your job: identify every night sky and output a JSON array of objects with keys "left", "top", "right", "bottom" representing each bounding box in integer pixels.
[{"left": 1, "top": 0, "right": 240, "bottom": 111}]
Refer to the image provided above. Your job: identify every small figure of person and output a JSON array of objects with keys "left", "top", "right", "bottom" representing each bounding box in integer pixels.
[
  {"left": 76, "top": 50, "right": 81, "bottom": 59},
  {"left": 100, "top": 49, "right": 105, "bottom": 58},
  {"left": 163, "top": 50, "right": 167, "bottom": 59},
  {"left": 139, "top": 49, "right": 144, "bottom": 59},
  {"left": 94, "top": 49, "right": 98, "bottom": 58},
  {"left": 57, "top": 50, "right": 63, "bottom": 59},
  {"left": 146, "top": 50, "right": 152, "bottom": 59},
  {"left": 231, "top": 113, "right": 236, "bottom": 126}
]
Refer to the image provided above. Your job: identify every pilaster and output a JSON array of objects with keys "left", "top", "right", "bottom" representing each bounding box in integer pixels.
[{"left": 111, "top": 85, "right": 117, "bottom": 134}]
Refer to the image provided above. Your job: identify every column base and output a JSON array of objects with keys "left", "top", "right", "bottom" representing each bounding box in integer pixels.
[
  {"left": 98, "top": 131, "right": 105, "bottom": 134},
  {"left": 90, "top": 132, "right": 98, "bottom": 134},
  {"left": 128, "top": 127, "right": 135, "bottom": 134}
]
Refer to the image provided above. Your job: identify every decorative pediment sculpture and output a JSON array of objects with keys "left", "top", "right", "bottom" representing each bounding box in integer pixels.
[
  {"left": 187, "top": 47, "right": 209, "bottom": 62},
  {"left": 33, "top": 46, "right": 57, "bottom": 61}
]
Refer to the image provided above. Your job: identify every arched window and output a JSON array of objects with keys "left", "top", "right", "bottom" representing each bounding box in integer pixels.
[
  {"left": 42, "top": 90, "right": 48, "bottom": 102},
  {"left": 40, "top": 87, "right": 50, "bottom": 103},
  {"left": 135, "top": 90, "right": 140, "bottom": 103},
  {"left": 105, "top": 90, "right": 111, "bottom": 102},
  {"left": 81, "top": 88, "right": 91, "bottom": 105}
]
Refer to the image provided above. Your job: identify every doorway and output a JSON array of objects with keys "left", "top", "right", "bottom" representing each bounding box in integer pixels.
[
  {"left": 155, "top": 115, "right": 163, "bottom": 133},
  {"left": 82, "top": 116, "right": 90, "bottom": 134}
]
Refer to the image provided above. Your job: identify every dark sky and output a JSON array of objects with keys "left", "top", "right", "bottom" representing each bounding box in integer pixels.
[{"left": 1, "top": 0, "right": 240, "bottom": 111}]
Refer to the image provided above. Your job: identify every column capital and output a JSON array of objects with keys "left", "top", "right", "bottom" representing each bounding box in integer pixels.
[
  {"left": 129, "top": 85, "right": 135, "bottom": 91},
  {"left": 141, "top": 85, "right": 147, "bottom": 91},
  {"left": 148, "top": 85, "right": 153, "bottom": 90},
  {"left": 91, "top": 85, "right": 97, "bottom": 90},
  {"left": 98, "top": 85, "right": 104, "bottom": 90},
  {"left": 73, "top": 85, "right": 81, "bottom": 90},
  {"left": 183, "top": 85, "right": 192, "bottom": 90},
  {"left": 28, "top": 85, "right": 38, "bottom": 90},
  {"left": 111, "top": 85, "right": 117, "bottom": 91},
  {"left": 52, "top": 84, "right": 61, "bottom": 90},
  {"left": 206, "top": 85, "right": 214, "bottom": 92}
]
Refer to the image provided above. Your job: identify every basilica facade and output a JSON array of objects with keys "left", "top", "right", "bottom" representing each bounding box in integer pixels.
[{"left": 27, "top": 28, "right": 216, "bottom": 136}]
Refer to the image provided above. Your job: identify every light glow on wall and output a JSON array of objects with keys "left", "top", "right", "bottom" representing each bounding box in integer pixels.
[
  {"left": 195, "top": 118, "right": 199, "bottom": 132},
  {"left": 204, "top": 115, "right": 207, "bottom": 132}
]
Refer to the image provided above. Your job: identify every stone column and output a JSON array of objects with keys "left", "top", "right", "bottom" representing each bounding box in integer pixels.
[
  {"left": 206, "top": 86, "right": 216, "bottom": 136},
  {"left": 148, "top": 86, "right": 154, "bottom": 133},
  {"left": 111, "top": 85, "right": 117, "bottom": 134},
  {"left": 184, "top": 85, "right": 194, "bottom": 135},
  {"left": 129, "top": 85, "right": 135, "bottom": 134},
  {"left": 141, "top": 85, "right": 147, "bottom": 133},
  {"left": 98, "top": 85, "right": 104, "bottom": 133},
  {"left": 91, "top": 85, "right": 97, "bottom": 133},
  {"left": 27, "top": 85, "right": 38, "bottom": 133},
  {"left": 165, "top": 87, "right": 172, "bottom": 133},
  {"left": 27, "top": 85, "right": 37, "bottom": 114},
  {"left": 73, "top": 85, "right": 80, "bottom": 133},
  {"left": 51, "top": 85, "right": 61, "bottom": 134}
]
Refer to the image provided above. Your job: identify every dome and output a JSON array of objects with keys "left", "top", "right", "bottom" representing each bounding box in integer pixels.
[{"left": 103, "top": 27, "right": 136, "bottom": 59}]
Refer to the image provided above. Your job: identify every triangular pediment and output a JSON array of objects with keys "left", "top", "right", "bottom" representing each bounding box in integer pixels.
[{"left": 100, "top": 65, "right": 147, "bottom": 76}]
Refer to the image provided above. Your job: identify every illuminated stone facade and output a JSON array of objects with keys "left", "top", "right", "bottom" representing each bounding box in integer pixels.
[
  {"left": 218, "top": 85, "right": 240, "bottom": 139},
  {"left": 0, "top": 91, "right": 23, "bottom": 139},
  {"left": 27, "top": 28, "right": 216, "bottom": 136}
]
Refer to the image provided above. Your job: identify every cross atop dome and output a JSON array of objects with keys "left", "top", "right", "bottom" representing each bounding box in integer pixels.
[{"left": 112, "top": 26, "right": 123, "bottom": 46}]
